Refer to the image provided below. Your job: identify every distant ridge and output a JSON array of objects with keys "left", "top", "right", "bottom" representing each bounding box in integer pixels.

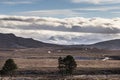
[
  {"left": 0, "top": 33, "right": 120, "bottom": 50},
  {"left": 0, "top": 33, "right": 57, "bottom": 48},
  {"left": 90, "top": 39, "right": 120, "bottom": 50}
]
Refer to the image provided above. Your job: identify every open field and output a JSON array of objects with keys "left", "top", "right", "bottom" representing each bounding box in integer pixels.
[
  {"left": 0, "top": 48, "right": 120, "bottom": 69},
  {"left": 0, "top": 47, "right": 120, "bottom": 79},
  {"left": 13, "top": 59, "right": 120, "bottom": 69}
]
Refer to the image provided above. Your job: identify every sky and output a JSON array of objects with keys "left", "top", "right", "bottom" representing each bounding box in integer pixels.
[
  {"left": 0, "top": 0, "right": 120, "bottom": 45},
  {"left": 0, "top": 0, "right": 120, "bottom": 18}
]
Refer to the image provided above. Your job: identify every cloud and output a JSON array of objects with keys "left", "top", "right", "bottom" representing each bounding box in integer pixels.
[
  {"left": 0, "top": 15, "right": 120, "bottom": 44},
  {"left": 17, "top": 9, "right": 84, "bottom": 17},
  {"left": 71, "top": 0, "right": 100, "bottom": 4},
  {"left": 48, "top": 33, "right": 120, "bottom": 44},
  {"left": 2, "top": 1, "right": 32, "bottom": 5},
  {"left": 16, "top": 6, "right": 120, "bottom": 17},
  {"left": 71, "top": 0, "right": 120, "bottom": 4},
  {"left": 75, "top": 6, "right": 120, "bottom": 11},
  {"left": 0, "top": 0, "right": 39, "bottom": 5},
  {"left": 0, "top": 15, "right": 120, "bottom": 34}
]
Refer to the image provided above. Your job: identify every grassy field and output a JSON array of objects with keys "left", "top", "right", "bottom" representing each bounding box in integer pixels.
[
  {"left": 0, "top": 48, "right": 120, "bottom": 79},
  {"left": 13, "top": 59, "right": 120, "bottom": 69}
]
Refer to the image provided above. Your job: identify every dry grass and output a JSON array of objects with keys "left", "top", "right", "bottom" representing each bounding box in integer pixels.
[
  {"left": 0, "top": 75, "right": 120, "bottom": 80},
  {"left": 0, "top": 48, "right": 119, "bottom": 70},
  {"left": 0, "top": 48, "right": 119, "bottom": 79},
  {"left": 14, "top": 58, "right": 57, "bottom": 68},
  {"left": 11, "top": 58, "right": 120, "bottom": 69},
  {"left": 76, "top": 60, "right": 120, "bottom": 68}
]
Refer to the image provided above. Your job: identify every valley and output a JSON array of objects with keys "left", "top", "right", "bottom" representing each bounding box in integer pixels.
[
  {"left": 0, "top": 33, "right": 119, "bottom": 79},
  {"left": 0, "top": 47, "right": 120, "bottom": 80}
]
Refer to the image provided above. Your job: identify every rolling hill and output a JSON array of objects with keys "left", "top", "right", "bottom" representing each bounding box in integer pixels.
[
  {"left": 0, "top": 33, "right": 57, "bottom": 48},
  {"left": 90, "top": 39, "right": 120, "bottom": 50}
]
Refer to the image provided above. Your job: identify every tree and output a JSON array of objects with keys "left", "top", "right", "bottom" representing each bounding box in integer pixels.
[
  {"left": 1, "top": 59, "right": 18, "bottom": 75},
  {"left": 58, "top": 57, "right": 65, "bottom": 75},
  {"left": 63, "top": 55, "right": 77, "bottom": 75},
  {"left": 58, "top": 55, "right": 77, "bottom": 75}
]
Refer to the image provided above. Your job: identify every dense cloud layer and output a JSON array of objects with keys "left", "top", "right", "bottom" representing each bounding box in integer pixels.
[{"left": 0, "top": 15, "right": 120, "bottom": 44}]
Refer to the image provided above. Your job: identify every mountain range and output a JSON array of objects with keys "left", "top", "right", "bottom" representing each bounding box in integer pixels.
[
  {"left": 0, "top": 33, "right": 120, "bottom": 50},
  {"left": 0, "top": 33, "right": 57, "bottom": 48}
]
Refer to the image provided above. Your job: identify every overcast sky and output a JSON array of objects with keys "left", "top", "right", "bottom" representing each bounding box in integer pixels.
[{"left": 0, "top": 0, "right": 120, "bottom": 45}]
